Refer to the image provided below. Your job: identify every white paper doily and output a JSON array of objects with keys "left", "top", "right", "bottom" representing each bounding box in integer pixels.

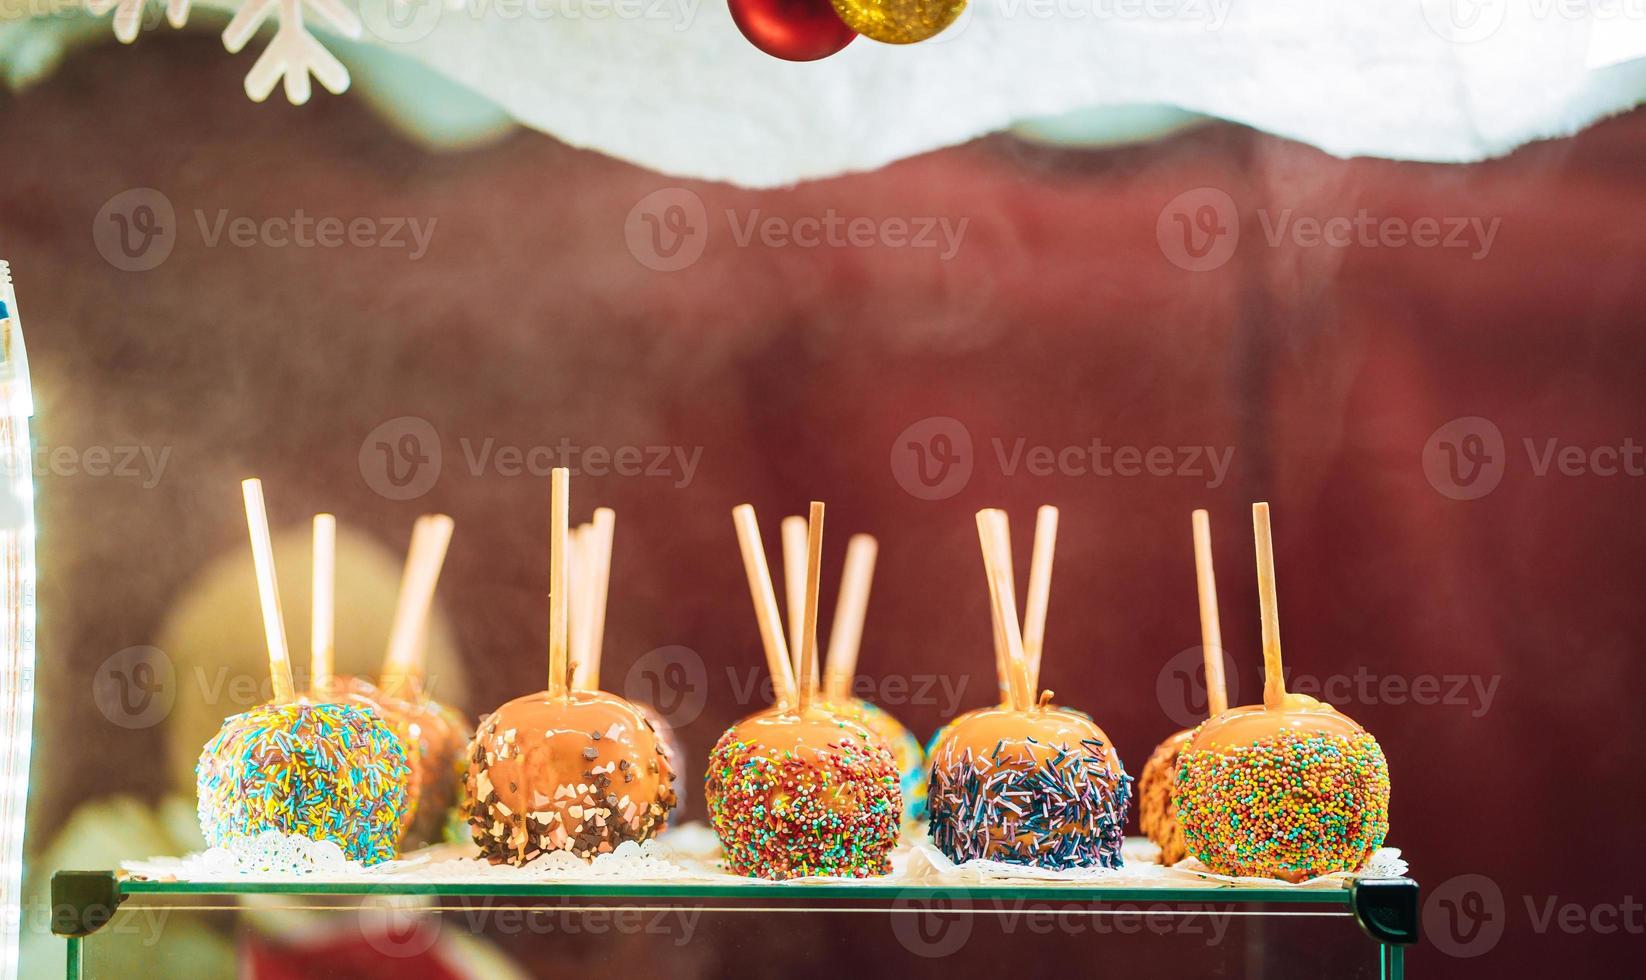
[{"left": 125, "top": 825, "right": 1407, "bottom": 891}]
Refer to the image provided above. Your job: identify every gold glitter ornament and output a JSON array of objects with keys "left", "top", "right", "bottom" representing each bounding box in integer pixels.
[{"left": 830, "top": 0, "right": 965, "bottom": 44}]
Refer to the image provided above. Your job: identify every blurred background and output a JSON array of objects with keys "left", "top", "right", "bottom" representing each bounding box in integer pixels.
[{"left": 4, "top": 17, "right": 1646, "bottom": 980}]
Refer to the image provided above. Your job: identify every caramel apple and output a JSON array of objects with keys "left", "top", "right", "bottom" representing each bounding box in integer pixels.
[
  {"left": 196, "top": 482, "right": 409, "bottom": 866},
  {"left": 1137, "top": 727, "right": 1193, "bottom": 865},
  {"left": 1173, "top": 504, "right": 1391, "bottom": 882},
  {"left": 782, "top": 526, "right": 926, "bottom": 825},
  {"left": 464, "top": 469, "right": 676, "bottom": 864},
  {"left": 927, "top": 508, "right": 1131, "bottom": 869},
  {"left": 310, "top": 513, "right": 471, "bottom": 849},
  {"left": 1138, "top": 509, "right": 1229, "bottom": 866},
  {"left": 707, "top": 703, "right": 900, "bottom": 879},
  {"left": 706, "top": 503, "right": 901, "bottom": 878},
  {"left": 928, "top": 699, "right": 1130, "bottom": 869},
  {"left": 466, "top": 687, "right": 675, "bottom": 862},
  {"left": 566, "top": 505, "right": 689, "bottom": 819}
]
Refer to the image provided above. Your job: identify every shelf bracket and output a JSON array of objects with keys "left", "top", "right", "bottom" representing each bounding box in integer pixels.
[
  {"left": 51, "top": 871, "right": 125, "bottom": 938},
  {"left": 1350, "top": 878, "right": 1420, "bottom": 946}
]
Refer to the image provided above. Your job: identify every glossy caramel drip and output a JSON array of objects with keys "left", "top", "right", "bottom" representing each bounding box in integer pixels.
[
  {"left": 932, "top": 703, "right": 1123, "bottom": 773},
  {"left": 729, "top": 704, "right": 893, "bottom": 779}
]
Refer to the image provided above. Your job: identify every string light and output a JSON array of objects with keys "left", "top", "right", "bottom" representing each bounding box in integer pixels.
[{"left": 0, "top": 261, "right": 36, "bottom": 980}]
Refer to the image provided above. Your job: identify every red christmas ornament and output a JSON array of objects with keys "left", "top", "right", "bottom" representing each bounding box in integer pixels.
[{"left": 731, "top": 0, "right": 857, "bottom": 62}]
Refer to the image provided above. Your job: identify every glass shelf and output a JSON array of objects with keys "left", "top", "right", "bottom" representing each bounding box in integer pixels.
[{"left": 51, "top": 869, "right": 1417, "bottom": 979}]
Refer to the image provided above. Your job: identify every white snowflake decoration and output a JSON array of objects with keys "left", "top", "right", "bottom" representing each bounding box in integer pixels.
[
  {"left": 83, "top": 0, "right": 190, "bottom": 44},
  {"left": 82, "top": 0, "right": 362, "bottom": 105},
  {"left": 222, "top": 0, "right": 361, "bottom": 105}
]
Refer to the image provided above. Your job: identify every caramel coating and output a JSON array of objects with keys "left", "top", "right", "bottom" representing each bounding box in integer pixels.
[
  {"left": 1185, "top": 696, "right": 1365, "bottom": 753},
  {"left": 1138, "top": 728, "right": 1193, "bottom": 865},
  {"left": 465, "top": 689, "right": 677, "bottom": 865},
  {"left": 633, "top": 701, "right": 687, "bottom": 815}
]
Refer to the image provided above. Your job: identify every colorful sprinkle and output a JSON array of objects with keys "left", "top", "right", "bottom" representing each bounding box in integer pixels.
[
  {"left": 927, "top": 733, "right": 1132, "bottom": 870},
  {"left": 1174, "top": 728, "right": 1391, "bottom": 881},
  {"left": 195, "top": 700, "right": 410, "bottom": 866},
  {"left": 705, "top": 717, "right": 901, "bottom": 880},
  {"left": 832, "top": 698, "right": 927, "bottom": 824}
]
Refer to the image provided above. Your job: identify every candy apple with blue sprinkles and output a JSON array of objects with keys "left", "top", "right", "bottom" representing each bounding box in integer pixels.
[
  {"left": 706, "top": 502, "right": 902, "bottom": 879},
  {"left": 927, "top": 507, "right": 1132, "bottom": 870},
  {"left": 195, "top": 480, "right": 410, "bottom": 866}
]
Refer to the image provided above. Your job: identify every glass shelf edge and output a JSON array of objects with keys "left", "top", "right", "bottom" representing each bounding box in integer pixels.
[{"left": 113, "top": 876, "right": 1360, "bottom": 905}]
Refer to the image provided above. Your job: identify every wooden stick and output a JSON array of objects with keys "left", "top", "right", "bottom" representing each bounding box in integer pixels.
[
  {"left": 976, "top": 509, "right": 1029, "bottom": 712},
  {"left": 585, "top": 508, "right": 616, "bottom": 691},
  {"left": 569, "top": 522, "right": 594, "bottom": 689},
  {"left": 823, "top": 534, "right": 878, "bottom": 702},
  {"left": 1253, "top": 502, "right": 1285, "bottom": 710},
  {"left": 1192, "top": 509, "right": 1229, "bottom": 716},
  {"left": 989, "top": 511, "right": 1033, "bottom": 710},
  {"left": 548, "top": 468, "right": 571, "bottom": 699},
  {"left": 310, "top": 513, "right": 336, "bottom": 696},
  {"left": 796, "top": 501, "right": 826, "bottom": 713},
  {"left": 241, "top": 478, "right": 295, "bottom": 704},
  {"left": 780, "top": 515, "right": 813, "bottom": 695},
  {"left": 1021, "top": 505, "right": 1058, "bottom": 695},
  {"left": 732, "top": 504, "right": 797, "bottom": 710},
  {"left": 381, "top": 514, "right": 455, "bottom": 697},
  {"left": 977, "top": 509, "right": 1011, "bottom": 707}
]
